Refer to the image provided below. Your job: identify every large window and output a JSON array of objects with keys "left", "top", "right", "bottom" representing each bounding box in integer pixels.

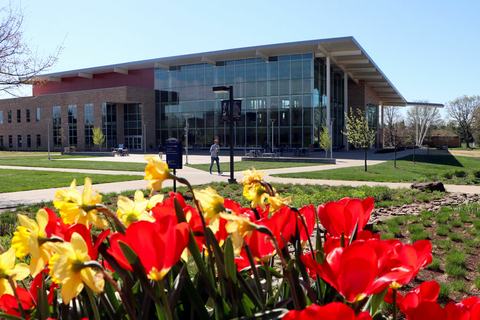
[
  {"left": 17, "top": 110, "right": 21, "bottom": 123},
  {"left": 155, "top": 53, "right": 316, "bottom": 148},
  {"left": 52, "top": 106, "right": 62, "bottom": 148},
  {"left": 102, "top": 103, "right": 117, "bottom": 149},
  {"left": 68, "top": 105, "right": 77, "bottom": 147},
  {"left": 84, "top": 104, "right": 94, "bottom": 149},
  {"left": 17, "top": 135, "right": 22, "bottom": 148},
  {"left": 8, "top": 110, "right": 11, "bottom": 123},
  {"left": 124, "top": 103, "right": 142, "bottom": 150},
  {"left": 0, "top": 136, "right": 3, "bottom": 147},
  {"left": 36, "top": 134, "right": 41, "bottom": 148},
  {"left": 26, "top": 109, "right": 30, "bottom": 123},
  {"left": 27, "top": 135, "right": 31, "bottom": 148},
  {"left": 36, "top": 108, "right": 40, "bottom": 122},
  {"left": 8, "top": 135, "right": 12, "bottom": 149}
]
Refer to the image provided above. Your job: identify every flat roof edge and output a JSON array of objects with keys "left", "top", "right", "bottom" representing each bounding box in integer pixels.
[{"left": 406, "top": 102, "right": 444, "bottom": 108}]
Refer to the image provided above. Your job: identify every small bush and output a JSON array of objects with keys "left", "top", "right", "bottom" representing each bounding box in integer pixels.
[
  {"left": 407, "top": 224, "right": 424, "bottom": 234},
  {"left": 435, "top": 212, "right": 451, "bottom": 224},
  {"left": 451, "top": 279, "right": 469, "bottom": 293},
  {"left": 474, "top": 276, "right": 480, "bottom": 289},
  {"left": 443, "top": 172, "right": 453, "bottom": 179},
  {"left": 381, "top": 232, "right": 395, "bottom": 240},
  {"left": 454, "top": 170, "right": 467, "bottom": 178},
  {"left": 473, "top": 170, "right": 480, "bottom": 179},
  {"left": 421, "top": 220, "right": 433, "bottom": 227},
  {"left": 446, "top": 250, "right": 467, "bottom": 267},
  {"left": 436, "top": 225, "right": 451, "bottom": 236},
  {"left": 427, "top": 257, "right": 441, "bottom": 271},
  {"left": 449, "top": 220, "right": 463, "bottom": 228},
  {"left": 448, "top": 233, "right": 463, "bottom": 242},
  {"left": 420, "top": 210, "right": 435, "bottom": 220},
  {"left": 436, "top": 239, "right": 452, "bottom": 250},
  {"left": 473, "top": 219, "right": 480, "bottom": 230},
  {"left": 411, "top": 231, "right": 430, "bottom": 242},
  {"left": 438, "top": 283, "right": 451, "bottom": 300},
  {"left": 445, "top": 264, "right": 467, "bottom": 277},
  {"left": 464, "top": 238, "right": 480, "bottom": 247}
]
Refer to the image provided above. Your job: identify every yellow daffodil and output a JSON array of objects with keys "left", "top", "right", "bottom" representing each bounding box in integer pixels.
[
  {"left": 48, "top": 232, "right": 105, "bottom": 305},
  {"left": 144, "top": 155, "right": 175, "bottom": 194},
  {"left": 220, "top": 213, "right": 258, "bottom": 254},
  {"left": 241, "top": 168, "right": 265, "bottom": 189},
  {"left": 116, "top": 190, "right": 155, "bottom": 227},
  {"left": 11, "top": 209, "right": 55, "bottom": 277},
  {"left": 244, "top": 185, "right": 269, "bottom": 210},
  {"left": 268, "top": 194, "right": 292, "bottom": 212},
  {"left": 53, "top": 178, "right": 107, "bottom": 229},
  {"left": 133, "top": 190, "right": 164, "bottom": 210},
  {"left": 0, "top": 248, "right": 30, "bottom": 296},
  {"left": 194, "top": 187, "right": 226, "bottom": 234}
]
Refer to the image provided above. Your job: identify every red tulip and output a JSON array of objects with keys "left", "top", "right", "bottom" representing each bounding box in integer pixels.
[
  {"left": 246, "top": 206, "right": 295, "bottom": 262},
  {"left": 109, "top": 215, "right": 189, "bottom": 280},
  {"left": 301, "top": 241, "right": 391, "bottom": 303},
  {"left": 378, "top": 239, "right": 432, "bottom": 288},
  {"left": 444, "top": 296, "right": 480, "bottom": 320},
  {"left": 317, "top": 197, "right": 374, "bottom": 238},
  {"left": 65, "top": 223, "right": 110, "bottom": 260},
  {"left": 282, "top": 302, "right": 373, "bottom": 320},
  {"left": 297, "top": 205, "right": 316, "bottom": 243},
  {"left": 384, "top": 281, "right": 440, "bottom": 319},
  {"left": 323, "top": 230, "right": 380, "bottom": 254},
  {"left": 410, "top": 301, "right": 446, "bottom": 320}
]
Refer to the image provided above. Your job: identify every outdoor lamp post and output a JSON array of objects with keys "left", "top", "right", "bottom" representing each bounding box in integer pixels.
[{"left": 213, "top": 85, "right": 236, "bottom": 184}]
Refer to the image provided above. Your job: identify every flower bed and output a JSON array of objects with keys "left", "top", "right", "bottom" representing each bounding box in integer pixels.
[{"left": 0, "top": 155, "right": 479, "bottom": 319}]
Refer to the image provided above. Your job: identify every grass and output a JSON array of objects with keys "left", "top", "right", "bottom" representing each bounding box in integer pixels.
[
  {"left": 186, "top": 161, "right": 326, "bottom": 172},
  {"left": 273, "top": 154, "right": 480, "bottom": 185},
  {"left": 0, "top": 155, "right": 147, "bottom": 171},
  {"left": 0, "top": 169, "right": 143, "bottom": 193}
]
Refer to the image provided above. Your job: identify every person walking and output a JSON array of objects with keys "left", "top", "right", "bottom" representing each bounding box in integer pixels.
[{"left": 210, "top": 139, "right": 222, "bottom": 175}]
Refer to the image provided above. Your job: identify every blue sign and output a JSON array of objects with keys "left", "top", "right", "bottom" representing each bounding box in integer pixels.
[{"left": 166, "top": 138, "right": 183, "bottom": 169}]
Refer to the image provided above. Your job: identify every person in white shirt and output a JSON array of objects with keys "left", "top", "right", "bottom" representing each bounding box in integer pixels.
[{"left": 209, "top": 139, "right": 222, "bottom": 175}]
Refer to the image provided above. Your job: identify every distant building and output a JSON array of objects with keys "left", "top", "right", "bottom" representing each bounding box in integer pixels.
[
  {"left": 0, "top": 37, "right": 443, "bottom": 152},
  {"left": 428, "top": 130, "right": 461, "bottom": 148}
]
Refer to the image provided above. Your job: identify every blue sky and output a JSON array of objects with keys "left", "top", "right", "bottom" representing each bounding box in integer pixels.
[{"left": 12, "top": 0, "right": 480, "bottom": 118}]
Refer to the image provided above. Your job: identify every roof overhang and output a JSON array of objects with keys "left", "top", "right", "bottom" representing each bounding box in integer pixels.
[
  {"left": 36, "top": 36, "right": 441, "bottom": 107},
  {"left": 406, "top": 101, "right": 444, "bottom": 108}
]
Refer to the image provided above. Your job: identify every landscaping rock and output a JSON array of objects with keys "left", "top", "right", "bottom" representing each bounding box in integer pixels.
[{"left": 411, "top": 182, "right": 446, "bottom": 192}]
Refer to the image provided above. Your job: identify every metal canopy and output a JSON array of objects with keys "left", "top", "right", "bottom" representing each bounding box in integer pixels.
[{"left": 37, "top": 36, "right": 443, "bottom": 107}]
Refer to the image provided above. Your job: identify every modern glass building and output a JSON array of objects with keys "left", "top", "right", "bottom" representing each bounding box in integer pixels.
[{"left": 0, "top": 37, "right": 443, "bottom": 152}]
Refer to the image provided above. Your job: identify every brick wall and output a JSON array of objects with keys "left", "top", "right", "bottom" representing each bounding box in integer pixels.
[{"left": 0, "top": 87, "right": 155, "bottom": 152}]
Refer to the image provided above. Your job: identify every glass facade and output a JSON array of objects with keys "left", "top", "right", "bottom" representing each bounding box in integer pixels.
[
  {"left": 84, "top": 104, "right": 94, "bottom": 149},
  {"left": 124, "top": 103, "right": 143, "bottom": 150},
  {"left": 154, "top": 54, "right": 345, "bottom": 149},
  {"left": 102, "top": 102, "right": 117, "bottom": 149},
  {"left": 52, "top": 106, "right": 61, "bottom": 148},
  {"left": 68, "top": 105, "right": 77, "bottom": 147}
]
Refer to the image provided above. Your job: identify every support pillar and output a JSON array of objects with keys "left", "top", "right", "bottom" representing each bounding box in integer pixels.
[
  {"left": 326, "top": 57, "right": 332, "bottom": 157},
  {"left": 344, "top": 72, "right": 349, "bottom": 150}
]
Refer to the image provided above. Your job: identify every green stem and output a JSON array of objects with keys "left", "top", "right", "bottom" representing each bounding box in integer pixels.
[
  {"left": 7, "top": 278, "right": 26, "bottom": 319},
  {"left": 86, "top": 286, "right": 101, "bottom": 320},
  {"left": 393, "top": 288, "right": 397, "bottom": 320},
  {"left": 157, "top": 280, "right": 173, "bottom": 320},
  {"left": 264, "top": 261, "right": 273, "bottom": 298}
]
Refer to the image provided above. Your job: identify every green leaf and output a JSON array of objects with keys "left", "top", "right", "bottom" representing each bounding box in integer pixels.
[
  {"left": 258, "top": 266, "right": 283, "bottom": 278},
  {"left": 0, "top": 313, "right": 26, "bottom": 320},
  {"left": 370, "top": 287, "right": 389, "bottom": 315},
  {"left": 179, "top": 268, "right": 211, "bottom": 319},
  {"left": 224, "top": 237, "right": 237, "bottom": 283},
  {"left": 349, "top": 220, "right": 359, "bottom": 246},
  {"left": 118, "top": 241, "right": 138, "bottom": 265}
]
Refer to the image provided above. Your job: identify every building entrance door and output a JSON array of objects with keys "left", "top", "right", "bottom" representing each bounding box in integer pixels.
[{"left": 125, "top": 136, "right": 143, "bottom": 150}]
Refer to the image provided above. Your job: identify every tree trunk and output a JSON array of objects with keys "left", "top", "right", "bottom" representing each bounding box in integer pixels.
[
  {"left": 394, "top": 147, "right": 397, "bottom": 168},
  {"left": 364, "top": 148, "right": 368, "bottom": 172}
]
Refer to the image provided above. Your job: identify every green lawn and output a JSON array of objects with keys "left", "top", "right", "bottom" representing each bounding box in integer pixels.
[
  {"left": 273, "top": 154, "right": 480, "bottom": 185},
  {"left": 0, "top": 169, "right": 143, "bottom": 193},
  {"left": 186, "top": 161, "right": 326, "bottom": 172},
  {"left": 0, "top": 155, "right": 147, "bottom": 171}
]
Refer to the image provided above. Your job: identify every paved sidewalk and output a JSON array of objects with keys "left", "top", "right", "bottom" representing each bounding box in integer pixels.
[{"left": 1, "top": 148, "right": 480, "bottom": 209}]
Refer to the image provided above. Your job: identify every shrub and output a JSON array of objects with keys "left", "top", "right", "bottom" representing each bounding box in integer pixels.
[
  {"left": 427, "top": 257, "right": 441, "bottom": 271},
  {"left": 411, "top": 231, "right": 430, "bottom": 242},
  {"left": 443, "top": 172, "right": 453, "bottom": 179},
  {"left": 421, "top": 220, "right": 433, "bottom": 227},
  {"left": 407, "top": 224, "right": 424, "bottom": 234},
  {"left": 451, "top": 279, "right": 469, "bottom": 293},
  {"left": 446, "top": 250, "right": 467, "bottom": 267},
  {"left": 473, "top": 170, "right": 480, "bottom": 179},
  {"left": 474, "top": 276, "right": 480, "bottom": 289},
  {"left": 420, "top": 210, "right": 435, "bottom": 220},
  {"left": 445, "top": 263, "right": 467, "bottom": 277},
  {"left": 454, "top": 169, "right": 467, "bottom": 178},
  {"left": 448, "top": 233, "right": 463, "bottom": 242},
  {"left": 438, "top": 283, "right": 451, "bottom": 300},
  {"left": 435, "top": 225, "right": 451, "bottom": 236},
  {"left": 435, "top": 212, "right": 451, "bottom": 224},
  {"left": 473, "top": 219, "right": 480, "bottom": 230},
  {"left": 436, "top": 239, "right": 452, "bottom": 250},
  {"left": 449, "top": 220, "right": 463, "bottom": 228}
]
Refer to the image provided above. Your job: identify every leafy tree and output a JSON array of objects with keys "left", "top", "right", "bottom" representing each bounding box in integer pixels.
[
  {"left": 445, "top": 95, "right": 480, "bottom": 148},
  {"left": 343, "top": 108, "right": 376, "bottom": 172},
  {"left": 383, "top": 106, "right": 403, "bottom": 148},
  {"left": 0, "top": 3, "right": 62, "bottom": 95},
  {"left": 92, "top": 127, "right": 105, "bottom": 151},
  {"left": 319, "top": 125, "right": 331, "bottom": 158},
  {"left": 406, "top": 103, "right": 441, "bottom": 147}
]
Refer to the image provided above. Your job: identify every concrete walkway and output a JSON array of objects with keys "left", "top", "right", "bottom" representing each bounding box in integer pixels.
[{"left": 1, "top": 148, "right": 480, "bottom": 209}]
